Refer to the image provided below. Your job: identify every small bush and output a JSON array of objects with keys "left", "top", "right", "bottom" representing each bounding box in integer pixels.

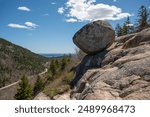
[
  {"left": 43, "top": 88, "right": 58, "bottom": 98},
  {"left": 15, "top": 75, "right": 32, "bottom": 100},
  {"left": 33, "top": 76, "right": 44, "bottom": 95},
  {"left": 64, "top": 72, "right": 74, "bottom": 84}
]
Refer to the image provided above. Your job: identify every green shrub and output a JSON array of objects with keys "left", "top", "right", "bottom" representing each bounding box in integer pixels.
[
  {"left": 43, "top": 88, "right": 58, "bottom": 98},
  {"left": 65, "top": 71, "right": 74, "bottom": 84},
  {"left": 33, "top": 76, "right": 44, "bottom": 95},
  {"left": 15, "top": 75, "right": 33, "bottom": 100}
]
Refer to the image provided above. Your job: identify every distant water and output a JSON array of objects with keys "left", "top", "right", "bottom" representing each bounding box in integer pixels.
[{"left": 40, "top": 53, "right": 68, "bottom": 58}]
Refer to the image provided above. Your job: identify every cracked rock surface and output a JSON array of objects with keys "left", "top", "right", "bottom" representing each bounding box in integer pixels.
[{"left": 71, "top": 28, "right": 150, "bottom": 100}]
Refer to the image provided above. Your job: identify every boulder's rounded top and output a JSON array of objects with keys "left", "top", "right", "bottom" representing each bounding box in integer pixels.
[
  {"left": 73, "top": 20, "right": 115, "bottom": 54},
  {"left": 91, "top": 20, "right": 113, "bottom": 29}
]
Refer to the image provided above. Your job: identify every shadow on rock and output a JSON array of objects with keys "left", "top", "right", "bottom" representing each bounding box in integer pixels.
[{"left": 70, "top": 50, "right": 108, "bottom": 88}]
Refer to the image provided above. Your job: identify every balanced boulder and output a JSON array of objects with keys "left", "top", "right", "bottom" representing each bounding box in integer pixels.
[{"left": 73, "top": 20, "right": 115, "bottom": 54}]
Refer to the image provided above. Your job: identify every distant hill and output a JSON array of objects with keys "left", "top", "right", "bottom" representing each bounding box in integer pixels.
[
  {"left": 0, "top": 38, "right": 48, "bottom": 88},
  {"left": 40, "top": 53, "right": 65, "bottom": 58}
]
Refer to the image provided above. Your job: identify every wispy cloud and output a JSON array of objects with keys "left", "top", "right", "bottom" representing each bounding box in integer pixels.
[
  {"left": 18, "top": 6, "right": 31, "bottom": 11},
  {"left": 51, "top": 2, "right": 56, "bottom": 5},
  {"left": 58, "top": 0, "right": 132, "bottom": 22},
  {"left": 43, "top": 13, "right": 49, "bottom": 16},
  {"left": 113, "top": 0, "right": 117, "bottom": 2},
  {"left": 57, "top": 7, "right": 65, "bottom": 14},
  {"left": 8, "top": 23, "right": 29, "bottom": 29},
  {"left": 66, "top": 18, "right": 78, "bottom": 22},
  {"left": 8, "top": 22, "right": 39, "bottom": 30},
  {"left": 24, "top": 22, "right": 39, "bottom": 28}
]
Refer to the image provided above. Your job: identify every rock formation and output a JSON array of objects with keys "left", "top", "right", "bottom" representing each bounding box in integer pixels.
[
  {"left": 71, "top": 20, "right": 150, "bottom": 100},
  {"left": 71, "top": 20, "right": 115, "bottom": 87},
  {"left": 73, "top": 20, "right": 115, "bottom": 54},
  {"left": 123, "top": 28, "right": 150, "bottom": 48}
]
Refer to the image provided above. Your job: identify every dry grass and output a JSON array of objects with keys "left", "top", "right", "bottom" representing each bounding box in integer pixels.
[{"left": 43, "top": 67, "right": 74, "bottom": 99}]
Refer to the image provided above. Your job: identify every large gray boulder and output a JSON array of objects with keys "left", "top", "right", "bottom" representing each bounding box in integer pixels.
[{"left": 73, "top": 20, "right": 115, "bottom": 54}]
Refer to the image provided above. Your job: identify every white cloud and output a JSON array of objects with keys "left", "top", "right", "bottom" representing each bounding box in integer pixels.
[
  {"left": 58, "top": 7, "right": 65, "bottom": 14},
  {"left": 126, "top": 23, "right": 134, "bottom": 27},
  {"left": 8, "top": 24, "right": 29, "bottom": 29},
  {"left": 18, "top": 6, "right": 31, "bottom": 11},
  {"left": 58, "top": 0, "right": 132, "bottom": 22},
  {"left": 24, "top": 22, "right": 39, "bottom": 28},
  {"left": 8, "top": 22, "right": 39, "bottom": 30},
  {"left": 66, "top": 18, "right": 78, "bottom": 22}
]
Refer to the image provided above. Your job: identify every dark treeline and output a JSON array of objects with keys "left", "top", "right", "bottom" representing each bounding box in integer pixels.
[
  {"left": 115, "top": 5, "right": 150, "bottom": 37},
  {"left": 14, "top": 55, "right": 72, "bottom": 100}
]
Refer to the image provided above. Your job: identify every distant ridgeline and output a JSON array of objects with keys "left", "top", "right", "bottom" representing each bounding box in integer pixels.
[
  {"left": 0, "top": 38, "right": 48, "bottom": 88},
  {"left": 40, "top": 53, "right": 72, "bottom": 58}
]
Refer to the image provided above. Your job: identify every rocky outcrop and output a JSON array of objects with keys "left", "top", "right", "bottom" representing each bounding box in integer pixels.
[
  {"left": 123, "top": 28, "right": 150, "bottom": 48},
  {"left": 115, "top": 33, "right": 136, "bottom": 43},
  {"left": 34, "top": 92, "right": 50, "bottom": 100},
  {"left": 73, "top": 20, "right": 115, "bottom": 54},
  {"left": 71, "top": 27, "right": 150, "bottom": 100},
  {"left": 53, "top": 91, "right": 71, "bottom": 100}
]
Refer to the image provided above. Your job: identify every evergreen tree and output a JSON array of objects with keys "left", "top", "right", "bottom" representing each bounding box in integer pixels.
[
  {"left": 115, "top": 16, "right": 137, "bottom": 37},
  {"left": 0, "top": 77, "right": 6, "bottom": 87},
  {"left": 33, "top": 76, "right": 44, "bottom": 95},
  {"left": 61, "top": 57, "right": 69, "bottom": 70},
  {"left": 49, "top": 59, "right": 57, "bottom": 76},
  {"left": 136, "top": 5, "right": 149, "bottom": 31},
  {"left": 50, "top": 59, "right": 57, "bottom": 76},
  {"left": 15, "top": 75, "right": 32, "bottom": 100},
  {"left": 115, "top": 23, "right": 122, "bottom": 37},
  {"left": 122, "top": 17, "right": 131, "bottom": 35},
  {"left": 47, "top": 70, "right": 53, "bottom": 80},
  {"left": 0, "top": 78, "right": 2, "bottom": 88},
  {"left": 55, "top": 59, "right": 61, "bottom": 71},
  {"left": 125, "top": 17, "right": 132, "bottom": 34},
  {"left": 120, "top": 17, "right": 135, "bottom": 36},
  {"left": 2, "top": 77, "right": 6, "bottom": 87},
  {"left": 121, "top": 23, "right": 128, "bottom": 36}
]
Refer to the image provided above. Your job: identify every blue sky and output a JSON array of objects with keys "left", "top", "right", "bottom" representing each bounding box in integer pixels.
[{"left": 0, "top": 0, "right": 149, "bottom": 54}]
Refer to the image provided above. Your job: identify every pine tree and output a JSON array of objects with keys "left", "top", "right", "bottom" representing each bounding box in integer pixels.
[
  {"left": 121, "top": 23, "right": 128, "bottom": 36},
  {"left": 136, "top": 5, "right": 149, "bottom": 31},
  {"left": 122, "top": 17, "right": 131, "bottom": 35},
  {"left": 115, "top": 23, "right": 122, "bottom": 37},
  {"left": 15, "top": 75, "right": 32, "bottom": 100},
  {"left": 2, "top": 77, "right": 6, "bottom": 87},
  {"left": 48, "top": 70, "right": 53, "bottom": 80},
  {"left": 61, "top": 57, "right": 69, "bottom": 70},
  {"left": 0, "top": 78, "right": 2, "bottom": 88},
  {"left": 120, "top": 17, "right": 135, "bottom": 35},
  {"left": 33, "top": 76, "right": 44, "bottom": 95},
  {"left": 48, "top": 59, "right": 58, "bottom": 79},
  {"left": 125, "top": 17, "right": 131, "bottom": 34},
  {"left": 55, "top": 59, "right": 61, "bottom": 71}
]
